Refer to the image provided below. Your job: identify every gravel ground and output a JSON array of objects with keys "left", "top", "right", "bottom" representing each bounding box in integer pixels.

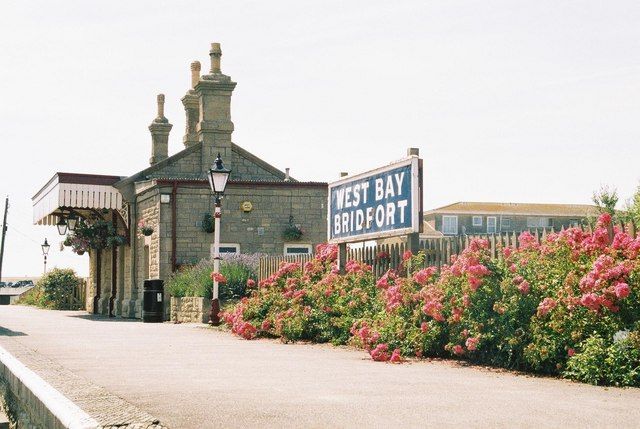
[{"left": 1, "top": 305, "right": 639, "bottom": 428}]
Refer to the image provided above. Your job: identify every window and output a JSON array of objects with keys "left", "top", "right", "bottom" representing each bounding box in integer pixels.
[
  {"left": 284, "top": 244, "right": 312, "bottom": 255},
  {"left": 527, "top": 217, "right": 551, "bottom": 228},
  {"left": 487, "top": 216, "right": 497, "bottom": 234},
  {"left": 210, "top": 243, "right": 240, "bottom": 255},
  {"left": 569, "top": 219, "right": 580, "bottom": 227},
  {"left": 472, "top": 216, "right": 483, "bottom": 227},
  {"left": 442, "top": 216, "right": 458, "bottom": 235},
  {"left": 501, "top": 217, "right": 511, "bottom": 229}
]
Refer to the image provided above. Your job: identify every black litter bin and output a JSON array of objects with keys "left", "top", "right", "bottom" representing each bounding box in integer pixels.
[{"left": 143, "top": 279, "right": 164, "bottom": 323}]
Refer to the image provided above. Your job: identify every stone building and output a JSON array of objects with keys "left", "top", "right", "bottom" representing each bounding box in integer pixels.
[
  {"left": 424, "top": 201, "right": 598, "bottom": 235},
  {"left": 32, "top": 43, "right": 328, "bottom": 318}
]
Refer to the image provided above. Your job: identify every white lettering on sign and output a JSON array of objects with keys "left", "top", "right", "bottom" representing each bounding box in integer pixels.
[
  {"left": 366, "top": 207, "right": 374, "bottom": 229},
  {"left": 355, "top": 209, "right": 364, "bottom": 231},
  {"left": 398, "top": 200, "right": 408, "bottom": 223},
  {"left": 335, "top": 188, "right": 345, "bottom": 209},
  {"left": 375, "top": 205, "right": 385, "bottom": 228},
  {"left": 394, "top": 172, "right": 405, "bottom": 195},
  {"left": 352, "top": 184, "right": 361, "bottom": 207},
  {"left": 361, "top": 182, "right": 370, "bottom": 204},
  {"left": 386, "top": 202, "right": 396, "bottom": 225},
  {"left": 375, "top": 178, "right": 384, "bottom": 201}
]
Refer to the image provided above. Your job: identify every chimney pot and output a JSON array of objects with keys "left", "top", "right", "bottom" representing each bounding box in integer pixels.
[
  {"left": 190, "top": 61, "right": 201, "bottom": 88},
  {"left": 157, "top": 94, "right": 165, "bottom": 119},
  {"left": 210, "top": 42, "right": 222, "bottom": 73}
]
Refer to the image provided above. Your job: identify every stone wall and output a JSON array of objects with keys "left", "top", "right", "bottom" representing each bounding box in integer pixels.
[
  {"left": 170, "top": 297, "right": 209, "bottom": 323},
  {"left": 153, "top": 182, "right": 327, "bottom": 269}
]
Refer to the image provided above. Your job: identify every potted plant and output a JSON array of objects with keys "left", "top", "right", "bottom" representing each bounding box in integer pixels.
[
  {"left": 202, "top": 213, "right": 215, "bottom": 233},
  {"left": 138, "top": 219, "right": 154, "bottom": 236},
  {"left": 282, "top": 219, "right": 303, "bottom": 241},
  {"left": 71, "top": 219, "right": 126, "bottom": 252}
]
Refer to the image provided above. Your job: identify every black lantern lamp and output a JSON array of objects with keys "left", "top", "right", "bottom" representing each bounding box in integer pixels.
[
  {"left": 67, "top": 214, "right": 78, "bottom": 232},
  {"left": 41, "top": 238, "right": 50, "bottom": 255},
  {"left": 56, "top": 216, "right": 68, "bottom": 235},
  {"left": 207, "top": 153, "right": 231, "bottom": 196}
]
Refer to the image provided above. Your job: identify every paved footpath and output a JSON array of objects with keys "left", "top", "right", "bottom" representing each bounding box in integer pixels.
[{"left": 1, "top": 306, "right": 640, "bottom": 428}]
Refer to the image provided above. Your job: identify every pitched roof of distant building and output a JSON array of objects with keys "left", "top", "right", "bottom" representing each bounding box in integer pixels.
[{"left": 425, "top": 202, "right": 599, "bottom": 217}]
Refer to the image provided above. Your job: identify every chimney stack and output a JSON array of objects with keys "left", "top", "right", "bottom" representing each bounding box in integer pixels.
[
  {"left": 195, "top": 42, "right": 236, "bottom": 174},
  {"left": 284, "top": 168, "right": 290, "bottom": 181},
  {"left": 149, "top": 94, "right": 173, "bottom": 165},
  {"left": 182, "top": 61, "right": 201, "bottom": 148}
]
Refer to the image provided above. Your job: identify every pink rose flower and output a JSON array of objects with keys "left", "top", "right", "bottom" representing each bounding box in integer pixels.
[
  {"left": 465, "top": 337, "right": 479, "bottom": 351},
  {"left": 615, "top": 282, "right": 630, "bottom": 299}
]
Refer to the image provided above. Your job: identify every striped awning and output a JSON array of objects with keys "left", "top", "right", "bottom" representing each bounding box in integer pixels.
[{"left": 32, "top": 173, "right": 124, "bottom": 225}]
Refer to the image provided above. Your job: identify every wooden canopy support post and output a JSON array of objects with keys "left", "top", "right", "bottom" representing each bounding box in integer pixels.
[{"left": 93, "top": 250, "right": 101, "bottom": 314}]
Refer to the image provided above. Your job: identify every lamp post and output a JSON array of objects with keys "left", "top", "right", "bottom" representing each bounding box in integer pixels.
[
  {"left": 207, "top": 153, "right": 231, "bottom": 326},
  {"left": 41, "top": 238, "right": 50, "bottom": 274}
]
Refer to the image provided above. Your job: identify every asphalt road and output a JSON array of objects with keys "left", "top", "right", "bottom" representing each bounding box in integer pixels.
[{"left": 1, "top": 306, "right": 639, "bottom": 428}]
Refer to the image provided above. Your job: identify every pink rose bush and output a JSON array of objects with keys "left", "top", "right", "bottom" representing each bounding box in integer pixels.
[{"left": 221, "top": 215, "right": 640, "bottom": 385}]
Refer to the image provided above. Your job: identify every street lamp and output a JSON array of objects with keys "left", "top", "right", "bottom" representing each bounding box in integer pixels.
[
  {"left": 41, "top": 238, "right": 50, "bottom": 274},
  {"left": 207, "top": 153, "right": 231, "bottom": 326}
]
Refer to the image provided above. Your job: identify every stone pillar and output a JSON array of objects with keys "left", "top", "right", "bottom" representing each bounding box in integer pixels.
[
  {"left": 194, "top": 42, "right": 236, "bottom": 173},
  {"left": 149, "top": 94, "right": 173, "bottom": 165},
  {"left": 181, "top": 61, "right": 201, "bottom": 148}
]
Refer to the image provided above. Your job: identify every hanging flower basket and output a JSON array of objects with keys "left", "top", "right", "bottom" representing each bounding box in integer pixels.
[
  {"left": 202, "top": 213, "right": 215, "bottom": 233},
  {"left": 282, "top": 223, "right": 304, "bottom": 241},
  {"left": 138, "top": 219, "right": 154, "bottom": 237},
  {"left": 69, "top": 219, "right": 126, "bottom": 253}
]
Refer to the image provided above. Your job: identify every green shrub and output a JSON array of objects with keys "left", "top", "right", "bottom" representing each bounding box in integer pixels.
[
  {"left": 166, "top": 259, "right": 214, "bottom": 299},
  {"left": 23, "top": 268, "right": 81, "bottom": 310},
  {"left": 564, "top": 333, "right": 640, "bottom": 386},
  {"left": 563, "top": 335, "right": 608, "bottom": 385},
  {"left": 166, "top": 254, "right": 260, "bottom": 302}
]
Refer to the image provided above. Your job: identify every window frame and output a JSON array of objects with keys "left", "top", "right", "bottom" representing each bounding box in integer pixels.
[
  {"left": 284, "top": 243, "right": 313, "bottom": 255},
  {"left": 210, "top": 243, "right": 240, "bottom": 256},
  {"left": 442, "top": 215, "right": 459, "bottom": 235},
  {"left": 472, "top": 216, "right": 483, "bottom": 227},
  {"left": 486, "top": 216, "right": 497, "bottom": 234},
  {"left": 501, "top": 217, "right": 512, "bottom": 229}
]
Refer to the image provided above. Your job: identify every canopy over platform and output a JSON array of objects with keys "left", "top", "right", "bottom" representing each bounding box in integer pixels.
[{"left": 32, "top": 173, "right": 125, "bottom": 225}]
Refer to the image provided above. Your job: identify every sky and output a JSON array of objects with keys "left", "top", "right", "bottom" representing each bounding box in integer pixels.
[{"left": 1, "top": 0, "right": 639, "bottom": 277}]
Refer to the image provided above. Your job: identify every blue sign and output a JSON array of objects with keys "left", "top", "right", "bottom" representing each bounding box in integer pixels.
[{"left": 328, "top": 157, "right": 421, "bottom": 243}]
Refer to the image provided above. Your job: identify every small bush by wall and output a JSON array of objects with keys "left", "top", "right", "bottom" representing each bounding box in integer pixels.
[{"left": 166, "top": 254, "right": 260, "bottom": 301}]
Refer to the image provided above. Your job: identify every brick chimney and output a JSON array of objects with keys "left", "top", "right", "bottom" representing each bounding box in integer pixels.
[
  {"left": 194, "top": 42, "right": 236, "bottom": 174},
  {"left": 149, "top": 94, "right": 173, "bottom": 165},
  {"left": 181, "top": 61, "right": 200, "bottom": 148}
]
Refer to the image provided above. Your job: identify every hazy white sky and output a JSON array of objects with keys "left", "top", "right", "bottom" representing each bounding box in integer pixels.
[{"left": 1, "top": 0, "right": 639, "bottom": 277}]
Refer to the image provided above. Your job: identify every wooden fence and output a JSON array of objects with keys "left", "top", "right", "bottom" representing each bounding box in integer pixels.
[
  {"left": 258, "top": 223, "right": 637, "bottom": 280},
  {"left": 68, "top": 279, "right": 87, "bottom": 310}
]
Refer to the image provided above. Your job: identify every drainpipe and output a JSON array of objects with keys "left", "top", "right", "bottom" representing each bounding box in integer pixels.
[{"left": 171, "top": 181, "right": 178, "bottom": 272}]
